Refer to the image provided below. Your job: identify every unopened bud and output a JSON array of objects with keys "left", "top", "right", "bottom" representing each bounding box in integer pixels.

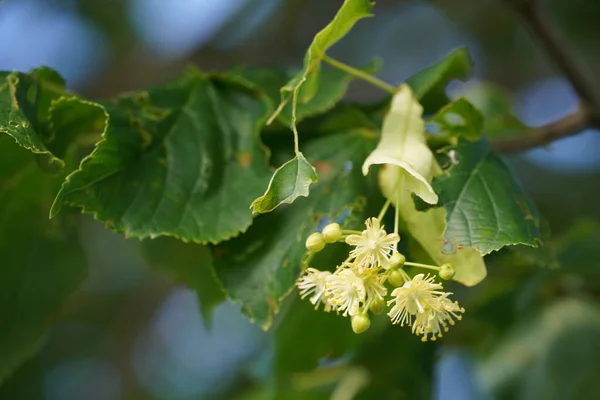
[
  {"left": 439, "top": 263, "right": 455, "bottom": 280},
  {"left": 388, "top": 270, "right": 405, "bottom": 287},
  {"left": 369, "top": 298, "right": 385, "bottom": 315},
  {"left": 322, "top": 223, "right": 342, "bottom": 243},
  {"left": 351, "top": 314, "right": 371, "bottom": 334},
  {"left": 305, "top": 232, "right": 325, "bottom": 252},
  {"left": 388, "top": 252, "right": 406, "bottom": 269}
]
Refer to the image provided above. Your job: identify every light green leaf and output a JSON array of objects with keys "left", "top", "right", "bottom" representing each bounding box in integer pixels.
[
  {"left": 140, "top": 237, "right": 225, "bottom": 327},
  {"left": 406, "top": 48, "right": 473, "bottom": 113},
  {"left": 371, "top": 85, "right": 486, "bottom": 286},
  {"left": 213, "top": 131, "right": 376, "bottom": 329},
  {"left": 428, "top": 97, "right": 483, "bottom": 142},
  {"left": 270, "top": 0, "right": 374, "bottom": 119},
  {"left": 0, "top": 136, "right": 86, "bottom": 383},
  {"left": 51, "top": 71, "right": 272, "bottom": 244},
  {"left": 362, "top": 84, "right": 438, "bottom": 205},
  {"left": 434, "top": 139, "right": 542, "bottom": 255},
  {"left": 250, "top": 152, "right": 318, "bottom": 214}
]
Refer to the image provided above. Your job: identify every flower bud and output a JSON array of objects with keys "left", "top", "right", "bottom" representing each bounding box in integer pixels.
[
  {"left": 322, "top": 223, "right": 342, "bottom": 243},
  {"left": 305, "top": 232, "right": 326, "bottom": 252},
  {"left": 388, "top": 252, "right": 406, "bottom": 269},
  {"left": 351, "top": 314, "right": 371, "bottom": 334},
  {"left": 439, "top": 263, "right": 455, "bottom": 280},
  {"left": 369, "top": 298, "right": 385, "bottom": 315},
  {"left": 388, "top": 270, "right": 405, "bottom": 287}
]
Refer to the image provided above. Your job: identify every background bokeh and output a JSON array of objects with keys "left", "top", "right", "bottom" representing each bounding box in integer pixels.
[{"left": 1, "top": 0, "right": 600, "bottom": 399}]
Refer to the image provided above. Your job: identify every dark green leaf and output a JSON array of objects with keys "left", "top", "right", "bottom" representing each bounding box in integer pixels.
[
  {"left": 434, "top": 139, "right": 542, "bottom": 255},
  {"left": 140, "top": 237, "right": 225, "bottom": 327},
  {"left": 0, "top": 68, "right": 68, "bottom": 165},
  {"left": 0, "top": 136, "right": 86, "bottom": 383},
  {"left": 213, "top": 131, "right": 377, "bottom": 329},
  {"left": 52, "top": 71, "right": 272, "bottom": 244},
  {"left": 250, "top": 152, "right": 318, "bottom": 214},
  {"left": 406, "top": 48, "right": 473, "bottom": 113}
]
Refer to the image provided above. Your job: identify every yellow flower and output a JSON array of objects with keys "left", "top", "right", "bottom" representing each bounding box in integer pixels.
[
  {"left": 387, "top": 274, "right": 464, "bottom": 341},
  {"left": 325, "top": 267, "right": 366, "bottom": 316},
  {"left": 297, "top": 268, "right": 332, "bottom": 311},
  {"left": 345, "top": 217, "right": 400, "bottom": 271},
  {"left": 361, "top": 270, "right": 387, "bottom": 311}
]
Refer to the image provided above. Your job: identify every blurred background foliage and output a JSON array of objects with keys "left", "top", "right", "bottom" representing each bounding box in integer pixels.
[{"left": 1, "top": 0, "right": 600, "bottom": 399}]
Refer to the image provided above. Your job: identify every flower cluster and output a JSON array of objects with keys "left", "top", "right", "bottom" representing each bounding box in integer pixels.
[{"left": 297, "top": 217, "right": 464, "bottom": 341}]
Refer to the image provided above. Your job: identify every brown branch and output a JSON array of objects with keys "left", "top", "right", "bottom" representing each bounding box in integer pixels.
[
  {"left": 493, "top": 107, "right": 590, "bottom": 152},
  {"left": 495, "top": 0, "right": 600, "bottom": 152}
]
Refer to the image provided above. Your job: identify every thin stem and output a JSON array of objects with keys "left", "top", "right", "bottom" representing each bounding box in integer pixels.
[
  {"left": 322, "top": 54, "right": 396, "bottom": 95},
  {"left": 377, "top": 196, "right": 393, "bottom": 221},
  {"left": 404, "top": 261, "right": 441, "bottom": 271},
  {"left": 399, "top": 269, "right": 411, "bottom": 282},
  {"left": 290, "top": 78, "right": 305, "bottom": 155}
]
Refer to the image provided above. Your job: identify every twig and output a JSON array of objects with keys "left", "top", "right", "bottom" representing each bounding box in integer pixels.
[
  {"left": 493, "top": 107, "right": 590, "bottom": 152},
  {"left": 495, "top": 0, "right": 600, "bottom": 152}
]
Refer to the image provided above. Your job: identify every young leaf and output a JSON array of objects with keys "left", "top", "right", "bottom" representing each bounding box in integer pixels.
[
  {"left": 270, "top": 0, "right": 374, "bottom": 118},
  {"left": 428, "top": 97, "right": 483, "bottom": 142},
  {"left": 0, "top": 136, "right": 86, "bottom": 383},
  {"left": 406, "top": 47, "right": 473, "bottom": 113},
  {"left": 370, "top": 85, "right": 486, "bottom": 286},
  {"left": 362, "top": 84, "right": 438, "bottom": 205},
  {"left": 52, "top": 71, "right": 272, "bottom": 244},
  {"left": 213, "top": 131, "right": 377, "bottom": 329},
  {"left": 251, "top": 152, "right": 318, "bottom": 214},
  {"left": 434, "top": 139, "right": 543, "bottom": 255},
  {"left": 140, "top": 237, "right": 225, "bottom": 327}
]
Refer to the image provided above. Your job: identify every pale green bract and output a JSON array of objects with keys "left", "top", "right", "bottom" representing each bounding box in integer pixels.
[{"left": 363, "top": 84, "right": 487, "bottom": 286}]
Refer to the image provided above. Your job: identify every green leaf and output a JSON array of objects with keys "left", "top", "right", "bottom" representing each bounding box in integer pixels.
[
  {"left": 0, "top": 136, "right": 86, "bottom": 383},
  {"left": 213, "top": 131, "right": 376, "bottom": 329},
  {"left": 0, "top": 68, "right": 68, "bottom": 165},
  {"left": 251, "top": 152, "right": 318, "bottom": 214},
  {"left": 454, "top": 81, "right": 528, "bottom": 138},
  {"left": 406, "top": 48, "right": 473, "bottom": 113},
  {"left": 371, "top": 85, "right": 486, "bottom": 286},
  {"left": 362, "top": 84, "right": 438, "bottom": 205},
  {"left": 428, "top": 97, "right": 483, "bottom": 142},
  {"left": 434, "top": 139, "right": 543, "bottom": 255},
  {"left": 52, "top": 71, "right": 272, "bottom": 244},
  {"left": 270, "top": 0, "right": 374, "bottom": 118},
  {"left": 140, "top": 237, "right": 225, "bottom": 327}
]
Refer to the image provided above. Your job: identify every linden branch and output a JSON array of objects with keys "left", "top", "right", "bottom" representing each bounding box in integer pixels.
[{"left": 494, "top": 0, "right": 600, "bottom": 152}]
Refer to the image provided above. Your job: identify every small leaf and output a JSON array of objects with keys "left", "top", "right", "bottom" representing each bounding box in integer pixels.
[
  {"left": 251, "top": 152, "right": 318, "bottom": 214},
  {"left": 213, "top": 131, "right": 376, "bottom": 329},
  {"left": 52, "top": 71, "right": 272, "bottom": 244},
  {"left": 270, "top": 0, "right": 374, "bottom": 119},
  {"left": 434, "top": 139, "right": 543, "bottom": 255},
  {"left": 362, "top": 84, "right": 438, "bottom": 205},
  {"left": 453, "top": 81, "right": 528, "bottom": 138},
  {"left": 406, "top": 48, "right": 473, "bottom": 113},
  {"left": 428, "top": 97, "right": 483, "bottom": 142},
  {"left": 140, "top": 237, "right": 225, "bottom": 327}
]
